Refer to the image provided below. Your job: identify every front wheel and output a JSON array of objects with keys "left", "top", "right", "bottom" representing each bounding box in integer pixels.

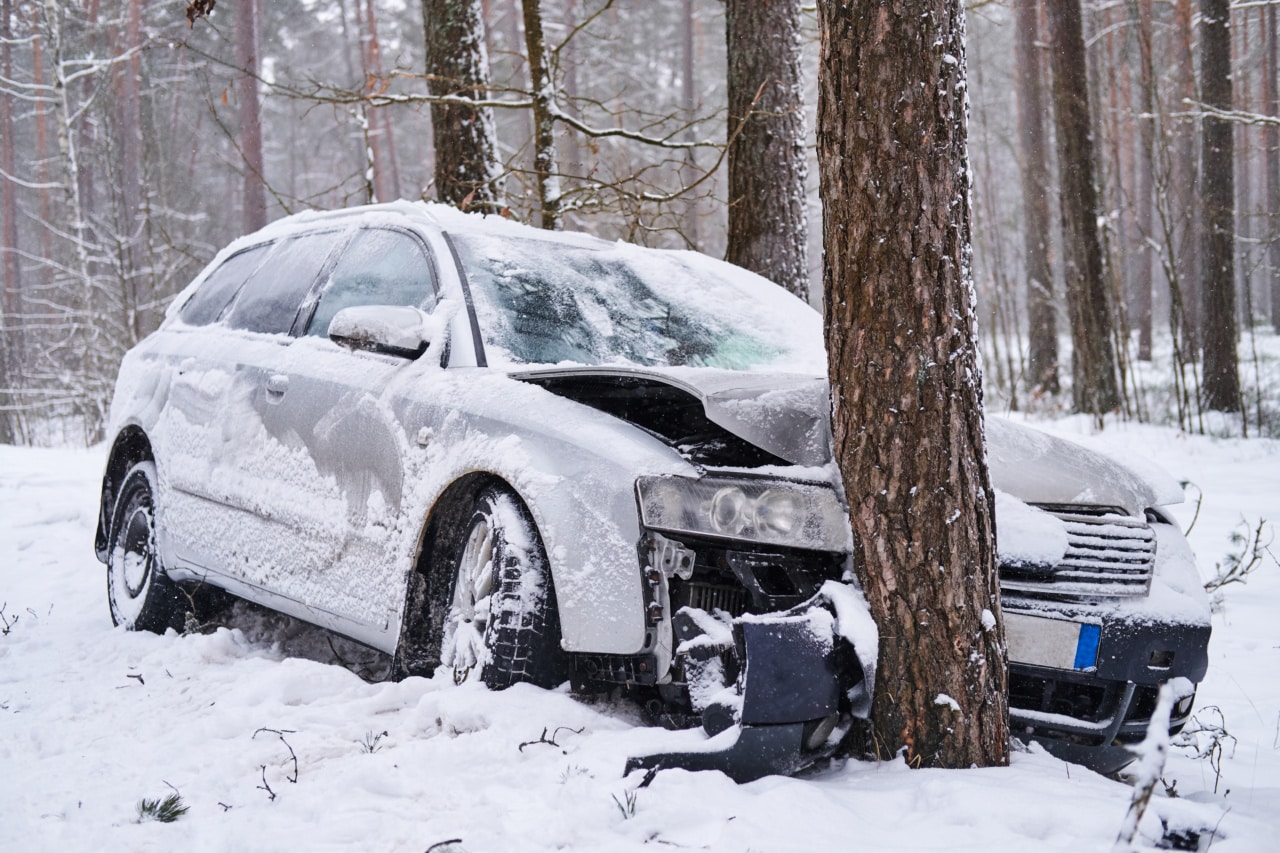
[
  {"left": 441, "top": 486, "right": 566, "bottom": 689},
  {"left": 106, "top": 461, "right": 185, "bottom": 633}
]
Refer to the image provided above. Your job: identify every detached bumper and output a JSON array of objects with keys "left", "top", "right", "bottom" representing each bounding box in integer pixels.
[{"left": 625, "top": 588, "right": 869, "bottom": 783}]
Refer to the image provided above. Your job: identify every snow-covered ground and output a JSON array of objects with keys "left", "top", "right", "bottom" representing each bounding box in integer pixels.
[{"left": 2, "top": 422, "right": 1278, "bottom": 852}]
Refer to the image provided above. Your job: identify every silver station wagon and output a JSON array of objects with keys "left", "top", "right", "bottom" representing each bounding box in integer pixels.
[{"left": 96, "top": 202, "right": 1210, "bottom": 780}]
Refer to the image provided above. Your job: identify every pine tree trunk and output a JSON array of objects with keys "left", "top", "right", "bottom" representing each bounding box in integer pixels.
[
  {"left": 1266, "top": 4, "right": 1280, "bottom": 332},
  {"left": 1199, "top": 0, "right": 1241, "bottom": 412},
  {"left": 1173, "top": 0, "right": 1200, "bottom": 353},
  {"left": 1044, "top": 0, "right": 1120, "bottom": 414},
  {"left": 423, "top": 0, "right": 504, "bottom": 211},
  {"left": 1134, "top": 0, "right": 1155, "bottom": 361},
  {"left": 725, "top": 0, "right": 808, "bottom": 300},
  {"left": 235, "top": 0, "right": 267, "bottom": 232},
  {"left": 817, "top": 0, "right": 1008, "bottom": 770},
  {"left": 520, "top": 0, "right": 560, "bottom": 230},
  {"left": 1013, "top": 0, "right": 1058, "bottom": 393}
]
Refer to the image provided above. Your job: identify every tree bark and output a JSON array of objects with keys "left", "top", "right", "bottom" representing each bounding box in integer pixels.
[
  {"left": 235, "top": 0, "right": 267, "bottom": 232},
  {"left": 1264, "top": 4, "right": 1280, "bottom": 332},
  {"left": 1044, "top": 0, "right": 1120, "bottom": 414},
  {"left": 520, "top": 0, "right": 560, "bottom": 230},
  {"left": 1199, "top": 0, "right": 1241, "bottom": 412},
  {"left": 1134, "top": 0, "right": 1155, "bottom": 361},
  {"left": 423, "top": 0, "right": 504, "bottom": 211},
  {"left": 1013, "top": 0, "right": 1058, "bottom": 393},
  {"left": 817, "top": 0, "right": 1008, "bottom": 769},
  {"left": 725, "top": 0, "right": 809, "bottom": 301},
  {"left": 1172, "top": 0, "right": 1200, "bottom": 353}
]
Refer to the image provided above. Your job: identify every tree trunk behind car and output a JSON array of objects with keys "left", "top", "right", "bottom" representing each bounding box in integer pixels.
[{"left": 816, "top": 0, "right": 1010, "bottom": 769}]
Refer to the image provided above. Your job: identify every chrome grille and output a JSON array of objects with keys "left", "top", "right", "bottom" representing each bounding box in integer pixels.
[{"left": 1000, "top": 505, "right": 1155, "bottom": 599}]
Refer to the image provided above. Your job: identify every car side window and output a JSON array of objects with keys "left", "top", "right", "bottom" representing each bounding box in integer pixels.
[
  {"left": 304, "top": 228, "right": 438, "bottom": 338},
  {"left": 222, "top": 232, "right": 343, "bottom": 335},
  {"left": 179, "top": 245, "right": 271, "bottom": 326}
]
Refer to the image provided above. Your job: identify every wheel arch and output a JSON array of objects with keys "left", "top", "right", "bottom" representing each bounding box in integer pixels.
[
  {"left": 392, "top": 471, "right": 516, "bottom": 679},
  {"left": 95, "top": 425, "right": 156, "bottom": 563}
]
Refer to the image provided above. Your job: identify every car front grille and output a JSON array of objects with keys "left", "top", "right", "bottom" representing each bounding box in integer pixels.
[{"left": 1000, "top": 505, "right": 1155, "bottom": 599}]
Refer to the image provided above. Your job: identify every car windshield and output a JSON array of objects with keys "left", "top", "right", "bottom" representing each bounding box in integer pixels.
[{"left": 450, "top": 232, "right": 826, "bottom": 373}]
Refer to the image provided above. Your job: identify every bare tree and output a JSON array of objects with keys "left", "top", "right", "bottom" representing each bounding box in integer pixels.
[
  {"left": 520, "top": 0, "right": 560, "bottom": 229},
  {"left": 817, "top": 0, "right": 1008, "bottom": 768},
  {"left": 724, "top": 0, "right": 808, "bottom": 300},
  {"left": 1044, "top": 0, "right": 1120, "bottom": 414},
  {"left": 1199, "top": 0, "right": 1241, "bottom": 413},
  {"left": 0, "top": 0, "right": 19, "bottom": 443},
  {"left": 1013, "top": 0, "right": 1058, "bottom": 393},
  {"left": 423, "top": 0, "right": 503, "bottom": 211},
  {"left": 1265, "top": 2, "right": 1280, "bottom": 332}
]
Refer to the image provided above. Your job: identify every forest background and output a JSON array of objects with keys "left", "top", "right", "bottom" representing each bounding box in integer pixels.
[{"left": 1, "top": 0, "right": 1278, "bottom": 447}]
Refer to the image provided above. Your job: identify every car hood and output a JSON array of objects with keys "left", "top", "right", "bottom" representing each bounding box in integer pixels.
[{"left": 510, "top": 366, "right": 1177, "bottom": 514}]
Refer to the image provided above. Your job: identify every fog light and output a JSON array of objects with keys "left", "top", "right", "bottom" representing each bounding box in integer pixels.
[{"left": 1148, "top": 649, "right": 1174, "bottom": 669}]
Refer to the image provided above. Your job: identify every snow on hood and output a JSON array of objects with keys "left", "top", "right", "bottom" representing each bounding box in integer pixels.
[
  {"left": 985, "top": 416, "right": 1174, "bottom": 515},
  {"left": 512, "top": 367, "right": 1175, "bottom": 516}
]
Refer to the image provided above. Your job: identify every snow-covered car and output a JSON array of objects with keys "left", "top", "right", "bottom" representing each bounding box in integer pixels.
[{"left": 95, "top": 201, "right": 1210, "bottom": 779}]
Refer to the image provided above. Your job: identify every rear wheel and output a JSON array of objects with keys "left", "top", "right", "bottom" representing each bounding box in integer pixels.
[
  {"left": 441, "top": 486, "right": 566, "bottom": 689},
  {"left": 106, "top": 461, "right": 185, "bottom": 633}
]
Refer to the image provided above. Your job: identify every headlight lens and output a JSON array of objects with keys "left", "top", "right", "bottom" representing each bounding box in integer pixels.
[{"left": 637, "top": 475, "right": 852, "bottom": 552}]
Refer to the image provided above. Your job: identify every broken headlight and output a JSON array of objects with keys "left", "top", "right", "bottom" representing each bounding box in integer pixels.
[{"left": 636, "top": 475, "right": 852, "bottom": 552}]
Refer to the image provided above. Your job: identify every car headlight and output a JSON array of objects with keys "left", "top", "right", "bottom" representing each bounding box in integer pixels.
[{"left": 636, "top": 475, "right": 852, "bottom": 552}]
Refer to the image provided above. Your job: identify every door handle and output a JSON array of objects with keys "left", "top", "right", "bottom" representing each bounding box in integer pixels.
[{"left": 266, "top": 374, "right": 289, "bottom": 400}]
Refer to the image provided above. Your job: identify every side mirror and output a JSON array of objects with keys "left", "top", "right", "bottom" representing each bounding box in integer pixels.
[{"left": 328, "top": 305, "right": 432, "bottom": 359}]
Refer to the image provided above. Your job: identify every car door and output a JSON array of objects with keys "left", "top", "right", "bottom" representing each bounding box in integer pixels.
[
  {"left": 163, "top": 230, "right": 349, "bottom": 597},
  {"left": 241, "top": 226, "right": 442, "bottom": 640}
]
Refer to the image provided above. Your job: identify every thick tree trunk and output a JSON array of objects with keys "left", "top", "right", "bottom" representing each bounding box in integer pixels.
[
  {"left": 1199, "top": 0, "right": 1241, "bottom": 412},
  {"left": 423, "top": 0, "right": 503, "bottom": 211},
  {"left": 1044, "top": 0, "right": 1120, "bottom": 414},
  {"left": 520, "top": 0, "right": 560, "bottom": 230},
  {"left": 817, "top": 0, "right": 1008, "bottom": 769},
  {"left": 725, "top": 0, "right": 809, "bottom": 301},
  {"left": 235, "top": 0, "right": 267, "bottom": 232},
  {"left": 1013, "top": 0, "right": 1058, "bottom": 393}
]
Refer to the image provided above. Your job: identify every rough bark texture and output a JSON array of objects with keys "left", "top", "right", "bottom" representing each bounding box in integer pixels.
[
  {"left": 817, "top": 0, "right": 1009, "bottom": 769},
  {"left": 1013, "top": 0, "right": 1057, "bottom": 393},
  {"left": 1044, "top": 0, "right": 1120, "bottom": 414},
  {"left": 235, "top": 0, "right": 267, "bottom": 232},
  {"left": 423, "top": 0, "right": 503, "bottom": 211},
  {"left": 725, "top": 0, "right": 809, "bottom": 300},
  {"left": 1199, "top": 0, "right": 1241, "bottom": 412},
  {"left": 520, "top": 0, "right": 561, "bottom": 230}
]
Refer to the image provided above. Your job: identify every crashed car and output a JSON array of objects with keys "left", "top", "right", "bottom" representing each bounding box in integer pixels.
[{"left": 95, "top": 201, "right": 1210, "bottom": 780}]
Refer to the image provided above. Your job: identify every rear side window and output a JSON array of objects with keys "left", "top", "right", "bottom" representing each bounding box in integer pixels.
[
  {"left": 179, "top": 245, "right": 271, "bottom": 326},
  {"left": 223, "top": 232, "right": 343, "bottom": 335},
  {"left": 304, "top": 228, "right": 437, "bottom": 337}
]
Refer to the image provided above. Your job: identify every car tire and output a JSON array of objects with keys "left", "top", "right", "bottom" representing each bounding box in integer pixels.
[
  {"left": 106, "top": 461, "right": 185, "bottom": 633},
  {"left": 442, "top": 486, "right": 567, "bottom": 689}
]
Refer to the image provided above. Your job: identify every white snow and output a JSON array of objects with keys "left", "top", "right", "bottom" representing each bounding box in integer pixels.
[{"left": 3, "top": 421, "right": 1279, "bottom": 850}]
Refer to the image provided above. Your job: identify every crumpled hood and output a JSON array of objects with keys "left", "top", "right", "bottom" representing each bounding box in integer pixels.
[
  {"left": 510, "top": 366, "right": 1178, "bottom": 513},
  {"left": 510, "top": 365, "right": 832, "bottom": 466}
]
